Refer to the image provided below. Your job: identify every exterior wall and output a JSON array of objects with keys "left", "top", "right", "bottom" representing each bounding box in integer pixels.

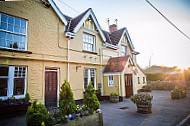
[
  {"left": 103, "top": 75, "right": 119, "bottom": 96},
  {"left": 0, "top": 1, "right": 69, "bottom": 104},
  {"left": 0, "top": 0, "right": 146, "bottom": 103},
  {"left": 133, "top": 66, "right": 147, "bottom": 94}
]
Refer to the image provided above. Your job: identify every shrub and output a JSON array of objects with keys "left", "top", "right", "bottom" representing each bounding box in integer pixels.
[
  {"left": 24, "top": 93, "right": 30, "bottom": 103},
  {"left": 83, "top": 82, "right": 100, "bottom": 111},
  {"left": 146, "top": 73, "right": 165, "bottom": 81},
  {"left": 59, "top": 80, "right": 76, "bottom": 115},
  {"left": 110, "top": 92, "right": 119, "bottom": 96},
  {"left": 26, "top": 100, "right": 49, "bottom": 126},
  {"left": 131, "top": 93, "right": 153, "bottom": 105}
]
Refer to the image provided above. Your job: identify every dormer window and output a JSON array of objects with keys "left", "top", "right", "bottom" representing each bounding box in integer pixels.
[
  {"left": 121, "top": 45, "right": 127, "bottom": 56},
  {"left": 0, "top": 13, "right": 27, "bottom": 51},
  {"left": 122, "top": 35, "right": 127, "bottom": 44},
  {"left": 83, "top": 17, "right": 95, "bottom": 31}
]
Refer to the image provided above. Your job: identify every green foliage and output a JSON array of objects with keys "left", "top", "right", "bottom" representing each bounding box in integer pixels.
[
  {"left": 83, "top": 82, "right": 100, "bottom": 110},
  {"left": 59, "top": 80, "right": 76, "bottom": 115},
  {"left": 110, "top": 92, "right": 119, "bottom": 96},
  {"left": 146, "top": 73, "right": 165, "bottom": 81},
  {"left": 131, "top": 93, "right": 153, "bottom": 105},
  {"left": 26, "top": 100, "right": 49, "bottom": 126},
  {"left": 97, "top": 87, "right": 101, "bottom": 93},
  {"left": 24, "top": 93, "right": 30, "bottom": 103}
]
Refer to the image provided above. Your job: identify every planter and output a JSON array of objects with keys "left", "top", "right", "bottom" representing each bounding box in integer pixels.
[
  {"left": 171, "top": 90, "right": 186, "bottom": 99},
  {"left": 0, "top": 103, "right": 31, "bottom": 117},
  {"left": 137, "top": 104, "right": 152, "bottom": 114},
  {"left": 110, "top": 96, "right": 119, "bottom": 103},
  {"left": 55, "top": 112, "right": 103, "bottom": 126}
]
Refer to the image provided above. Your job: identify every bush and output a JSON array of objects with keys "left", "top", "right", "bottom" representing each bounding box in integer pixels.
[
  {"left": 110, "top": 92, "right": 119, "bottom": 96},
  {"left": 59, "top": 80, "right": 76, "bottom": 115},
  {"left": 26, "top": 100, "right": 49, "bottom": 126},
  {"left": 131, "top": 93, "right": 153, "bottom": 105},
  {"left": 83, "top": 82, "right": 100, "bottom": 111},
  {"left": 146, "top": 73, "right": 165, "bottom": 81}
]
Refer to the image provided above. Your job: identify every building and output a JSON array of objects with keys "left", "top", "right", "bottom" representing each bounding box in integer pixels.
[{"left": 0, "top": 0, "right": 146, "bottom": 107}]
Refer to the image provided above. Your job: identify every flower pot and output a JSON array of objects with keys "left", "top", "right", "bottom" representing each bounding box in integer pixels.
[
  {"left": 137, "top": 104, "right": 152, "bottom": 114},
  {"left": 110, "top": 96, "right": 119, "bottom": 103}
]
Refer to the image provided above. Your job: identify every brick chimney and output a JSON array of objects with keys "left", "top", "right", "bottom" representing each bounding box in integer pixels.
[{"left": 109, "top": 24, "right": 117, "bottom": 33}]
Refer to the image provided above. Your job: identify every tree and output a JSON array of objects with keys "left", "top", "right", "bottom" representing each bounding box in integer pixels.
[
  {"left": 59, "top": 80, "right": 76, "bottom": 115},
  {"left": 83, "top": 82, "right": 100, "bottom": 111}
]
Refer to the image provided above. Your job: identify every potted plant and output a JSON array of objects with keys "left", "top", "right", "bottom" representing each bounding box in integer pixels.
[
  {"left": 110, "top": 92, "right": 119, "bottom": 103},
  {"left": 130, "top": 93, "right": 153, "bottom": 114},
  {"left": 171, "top": 85, "right": 187, "bottom": 99}
]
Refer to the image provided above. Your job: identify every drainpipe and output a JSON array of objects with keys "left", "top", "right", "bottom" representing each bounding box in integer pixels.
[
  {"left": 100, "top": 46, "right": 106, "bottom": 96},
  {"left": 67, "top": 36, "right": 71, "bottom": 82}
]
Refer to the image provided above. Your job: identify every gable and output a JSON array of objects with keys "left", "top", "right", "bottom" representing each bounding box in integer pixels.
[
  {"left": 48, "top": 0, "right": 68, "bottom": 25},
  {"left": 67, "top": 8, "right": 106, "bottom": 42},
  {"left": 118, "top": 28, "right": 135, "bottom": 50}
]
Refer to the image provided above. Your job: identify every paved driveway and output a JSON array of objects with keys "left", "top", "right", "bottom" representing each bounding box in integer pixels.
[{"left": 100, "top": 90, "right": 190, "bottom": 126}]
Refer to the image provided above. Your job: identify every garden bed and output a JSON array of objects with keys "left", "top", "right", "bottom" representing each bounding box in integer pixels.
[
  {"left": 55, "top": 112, "right": 103, "bottom": 126},
  {"left": 0, "top": 103, "right": 31, "bottom": 117}
]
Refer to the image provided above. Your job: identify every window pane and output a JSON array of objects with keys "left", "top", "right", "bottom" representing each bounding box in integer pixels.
[
  {"left": 21, "top": 20, "right": 26, "bottom": 27},
  {"left": 91, "top": 77, "right": 95, "bottom": 87},
  {"left": 13, "top": 34, "right": 19, "bottom": 42},
  {"left": 6, "top": 33, "right": 13, "bottom": 40},
  {"left": 0, "top": 22, "right": 7, "bottom": 30},
  {"left": 1, "top": 14, "right": 7, "bottom": 22},
  {"left": 0, "top": 67, "right": 9, "bottom": 76},
  {"left": 20, "top": 42, "right": 25, "bottom": 49},
  {"left": 15, "top": 18, "right": 20, "bottom": 26},
  {"left": 13, "top": 78, "right": 25, "bottom": 95},
  {"left": 0, "top": 78, "right": 8, "bottom": 96},
  {"left": 7, "top": 40, "right": 13, "bottom": 48},
  {"left": 20, "top": 36, "right": 25, "bottom": 42},
  {"left": 84, "top": 78, "right": 88, "bottom": 89},
  {"left": 8, "top": 24, "right": 13, "bottom": 32},
  {"left": 0, "top": 31, "right": 6, "bottom": 39},
  {"left": 8, "top": 17, "right": 14, "bottom": 24},
  {"left": 14, "top": 26, "right": 20, "bottom": 33},
  {"left": 20, "top": 27, "right": 26, "bottom": 34},
  {"left": 0, "top": 39, "right": 6, "bottom": 47}
]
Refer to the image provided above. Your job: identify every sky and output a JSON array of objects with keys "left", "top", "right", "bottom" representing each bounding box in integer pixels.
[{"left": 54, "top": 0, "right": 190, "bottom": 69}]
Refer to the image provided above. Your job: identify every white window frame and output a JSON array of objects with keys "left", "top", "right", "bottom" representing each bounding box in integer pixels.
[
  {"left": 108, "top": 75, "right": 114, "bottom": 87},
  {"left": 121, "top": 45, "right": 127, "bottom": 56},
  {"left": 84, "top": 68, "right": 96, "bottom": 90},
  {"left": 83, "top": 33, "right": 95, "bottom": 52},
  {"left": 0, "top": 65, "right": 27, "bottom": 100},
  {"left": 0, "top": 13, "right": 28, "bottom": 51}
]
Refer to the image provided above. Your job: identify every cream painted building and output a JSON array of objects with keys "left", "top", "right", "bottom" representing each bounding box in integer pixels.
[{"left": 0, "top": 0, "right": 146, "bottom": 107}]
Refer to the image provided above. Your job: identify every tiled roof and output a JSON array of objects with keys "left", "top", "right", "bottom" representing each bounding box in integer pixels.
[
  {"left": 109, "top": 28, "right": 125, "bottom": 45},
  {"left": 65, "top": 8, "right": 90, "bottom": 32},
  {"left": 103, "top": 55, "right": 130, "bottom": 73}
]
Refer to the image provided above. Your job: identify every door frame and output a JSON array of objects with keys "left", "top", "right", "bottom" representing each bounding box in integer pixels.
[
  {"left": 124, "top": 72, "right": 134, "bottom": 97},
  {"left": 44, "top": 68, "right": 59, "bottom": 107}
]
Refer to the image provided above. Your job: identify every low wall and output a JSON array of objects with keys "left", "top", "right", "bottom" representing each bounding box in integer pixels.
[
  {"left": 55, "top": 112, "right": 103, "bottom": 126},
  {"left": 148, "top": 81, "right": 190, "bottom": 90}
]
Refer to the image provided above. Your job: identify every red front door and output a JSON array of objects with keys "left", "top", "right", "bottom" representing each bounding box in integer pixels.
[
  {"left": 125, "top": 74, "right": 133, "bottom": 98},
  {"left": 45, "top": 68, "right": 58, "bottom": 107}
]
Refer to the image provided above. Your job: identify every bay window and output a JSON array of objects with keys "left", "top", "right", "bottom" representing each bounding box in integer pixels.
[
  {"left": 0, "top": 13, "right": 27, "bottom": 50},
  {"left": 84, "top": 68, "right": 96, "bottom": 89},
  {"left": 0, "top": 66, "right": 27, "bottom": 100},
  {"left": 83, "top": 33, "right": 95, "bottom": 52}
]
